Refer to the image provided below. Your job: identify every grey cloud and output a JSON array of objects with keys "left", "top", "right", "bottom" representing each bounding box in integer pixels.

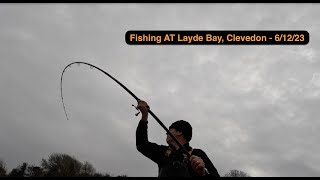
[{"left": 0, "top": 3, "right": 320, "bottom": 177}]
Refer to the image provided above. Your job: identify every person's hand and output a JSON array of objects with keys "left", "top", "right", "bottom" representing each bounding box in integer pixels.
[
  {"left": 190, "top": 155, "right": 206, "bottom": 176},
  {"left": 137, "top": 100, "right": 149, "bottom": 121}
]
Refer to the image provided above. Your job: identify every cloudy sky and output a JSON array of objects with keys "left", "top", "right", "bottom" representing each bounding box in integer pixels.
[{"left": 1, "top": 3, "right": 320, "bottom": 177}]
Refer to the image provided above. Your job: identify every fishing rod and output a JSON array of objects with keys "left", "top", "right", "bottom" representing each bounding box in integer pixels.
[{"left": 60, "top": 61, "right": 192, "bottom": 159}]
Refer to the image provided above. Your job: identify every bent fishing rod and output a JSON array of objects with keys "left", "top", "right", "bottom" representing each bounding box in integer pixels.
[{"left": 60, "top": 62, "right": 191, "bottom": 159}]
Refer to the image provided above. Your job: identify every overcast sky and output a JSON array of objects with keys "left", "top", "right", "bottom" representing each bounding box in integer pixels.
[{"left": 0, "top": 3, "right": 320, "bottom": 177}]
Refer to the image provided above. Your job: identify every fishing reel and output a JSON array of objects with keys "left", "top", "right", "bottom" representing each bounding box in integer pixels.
[
  {"left": 172, "top": 155, "right": 190, "bottom": 169},
  {"left": 172, "top": 161, "right": 182, "bottom": 168},
  {"left": 132, "top": 103, "right": 150, "bottom": 116},
  {"left": 132, "top": 104, "right": 141, "bottom": 116}
]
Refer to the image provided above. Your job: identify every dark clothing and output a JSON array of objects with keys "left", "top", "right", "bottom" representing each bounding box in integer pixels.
[{"left": 136, "top": 120, "right": 220, "bottom": 177}]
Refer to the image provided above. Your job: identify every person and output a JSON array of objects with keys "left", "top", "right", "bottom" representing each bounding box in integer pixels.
[{"left": 135, "top": 100, "right": 220, "bottom": 177}]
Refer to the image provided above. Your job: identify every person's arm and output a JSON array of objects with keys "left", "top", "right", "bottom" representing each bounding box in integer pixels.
[
  {"left": 198, "top": 150, "right": 220, "bottom": 177},
  {"left": 135, "top": 100, "right": 164, "bottom": 164}
]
